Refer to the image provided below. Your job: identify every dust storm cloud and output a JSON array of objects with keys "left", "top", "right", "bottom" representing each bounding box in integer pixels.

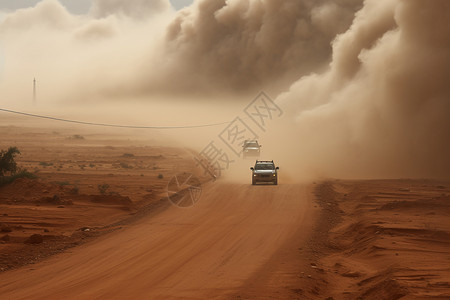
[
  {"left": 274, "top": 0, "right": 450, "bottom": 179},
  {"left": 155, "top": 0, "right": 362, "bottom": 94},
  {"left": 0, "top": 0, "right": 449, "bottom": 179},
  {"left": 0, "top": 0, "right": 362, "bottom": 103},
  {"left": 0, "top": 0, "right": 173, "bottom": 105}
]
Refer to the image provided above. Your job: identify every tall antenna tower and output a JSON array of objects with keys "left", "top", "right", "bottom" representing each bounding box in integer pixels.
[{"left": 33, "top": 78, "right": 36, "bottom": 105}]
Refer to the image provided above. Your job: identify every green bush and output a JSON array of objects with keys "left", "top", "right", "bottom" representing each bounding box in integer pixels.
[
  {"left": 0, "top": 147, "right": 20, "bottom": 177},
  {"left": 0, "top": 147, "right": 36, "bottom": 187}
]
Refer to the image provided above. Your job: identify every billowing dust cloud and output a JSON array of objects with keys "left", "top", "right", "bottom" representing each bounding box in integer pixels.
[
  {"left": 0, "top": 0, "right": 362, "bottom": 102},
  {"left": 0, "top": 0, "right": 449, "bottom": 179},
  {"left": 157, "top": 0, "right": 362, "bottom": 94},
  {"left": 273, "top": 0, "right": 450, "bottom": 179}
]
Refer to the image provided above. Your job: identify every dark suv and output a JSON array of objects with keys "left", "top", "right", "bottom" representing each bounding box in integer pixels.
[
  {"left": 242, "top": 140, "right": 261, "bottom": 158},
  {"left": 250, "top": 160, "right": 279, "bottom": 185}
]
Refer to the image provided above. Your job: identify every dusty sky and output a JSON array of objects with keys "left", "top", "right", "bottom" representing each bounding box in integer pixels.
[
  {"left": 0, "top": 0, "right": 194, "bottom": 13},
  {"left": 0, "top": 0, "right": 449, "bottom": 179}
]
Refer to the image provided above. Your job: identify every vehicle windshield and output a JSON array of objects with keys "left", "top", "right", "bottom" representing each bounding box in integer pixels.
[
  {"left": 245, "top": 142, "right": 259, "bottom": 148},
  {"left": 255, "top": 163, "right": 274, "bottom": 170}
]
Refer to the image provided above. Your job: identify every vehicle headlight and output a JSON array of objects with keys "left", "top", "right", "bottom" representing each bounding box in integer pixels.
[
  {"left": 253, "top": 174, "right": 257, "bottom": 177},
  {"left": 273, "top": 174, "right": 276, "bottom": 176}
]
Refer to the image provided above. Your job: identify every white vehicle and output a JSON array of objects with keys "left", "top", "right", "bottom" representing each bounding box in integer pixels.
[
  {"left": 250, "top": 160, "right": 279, "bottom": 185},
  {"left": 242, "top": 140, "right": 261, "bottom": 158}
]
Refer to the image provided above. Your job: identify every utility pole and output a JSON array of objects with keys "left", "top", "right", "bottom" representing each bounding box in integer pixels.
[{"left": 33, "top": 78, "right": 36, "bottom": 105}]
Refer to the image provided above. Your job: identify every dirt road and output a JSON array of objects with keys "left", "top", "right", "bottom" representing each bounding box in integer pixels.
[{"left": 0, "top": 182, "right": 316, "bottom": 299}]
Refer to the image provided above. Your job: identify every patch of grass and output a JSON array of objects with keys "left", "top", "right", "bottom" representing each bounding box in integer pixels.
[
  {"left": 157, "top": 174, "right": 164, "bottom": 179},
  {"left": 70, "top": 186, "right": 79, "bottom": 195},
  {"left": 98, "top": 184, "right": 110, "bottom": 195},
  {"left": 119, "top": 162, "right": 133, "bottom": 169},
  {"left": 72, "top": 134, "right": 85, "bottom": 140},
  {"left": 0, "top": 170, "right": 37, "bottom": 187},
  {"left": 39, "top": 162, "right": 53, "bottom": 167},
  {"left": 54, "top": 181, "right": 71, "bottom": 186},
  {"left": 122, "top": 153, "right": 135, "bottom": 158}
]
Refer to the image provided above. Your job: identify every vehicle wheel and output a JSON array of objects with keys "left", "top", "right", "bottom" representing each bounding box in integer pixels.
[
  {"left": 274, "top": 179, "right": 278, "bottom": 185},
  {"left": 252, "top": 179, "right": 256, "bottom": 185}
]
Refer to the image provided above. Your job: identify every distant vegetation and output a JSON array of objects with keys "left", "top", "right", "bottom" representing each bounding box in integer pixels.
[
  {"left": 0, "top": 147, "right": 36, "bottom": 187},
  {"left": 39, "top": 161, "right": 53, "bottom": 167},
  {"left": 53, "top": 181, "right": 71, "bottom": 186},
  {"left": 98, "top": 184, "right": 110, "bottom": 195},
  {"left": 71, "top": 134, "right": 85, "bottom": 140},
  {"left": 119, "top": 162, "right": 132, "bottom": 169},
  {"left": 0, "top": 147, "right": 19, "bottom": 176}
]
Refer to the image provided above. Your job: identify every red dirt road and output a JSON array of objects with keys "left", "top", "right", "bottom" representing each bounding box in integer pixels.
[{"left": 0, "top": 183, "right": 316, "bottom": 299}]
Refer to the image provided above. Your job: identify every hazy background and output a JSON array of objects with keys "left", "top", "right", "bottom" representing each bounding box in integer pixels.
[
  {"left": 0, "top": 0, "right": 194, "bottom": 13},
  {"left": 0, "top": 0, "right": 449, "bottom": 180}
]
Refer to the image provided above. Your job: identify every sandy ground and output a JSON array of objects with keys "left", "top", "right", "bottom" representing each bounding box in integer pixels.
[
  {"left": 0, "top": 124, "right": 449, "bottom": 299},
  {"left": 313, "top": 180, "right": 450, "bottom": 299},
  {"left": 0, "top": 183, "right": 316, "bottom": 299},
  {"left": 0, "top": 124, "right": 198, "bottom": 272}
]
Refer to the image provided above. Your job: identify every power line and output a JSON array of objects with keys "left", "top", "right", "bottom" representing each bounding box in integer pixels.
[{"left": 0, "top": 108, "right": 232, "bottom": 129}]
